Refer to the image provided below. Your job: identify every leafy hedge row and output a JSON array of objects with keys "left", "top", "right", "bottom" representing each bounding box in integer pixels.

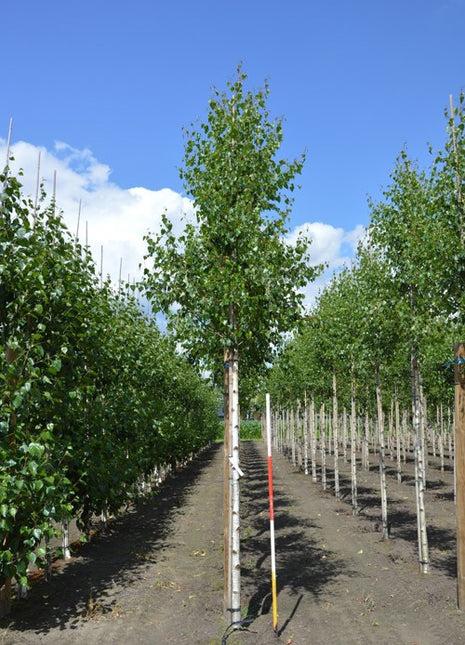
[{"left": 0, "top": 168, "right": 218, "bottom": 587}]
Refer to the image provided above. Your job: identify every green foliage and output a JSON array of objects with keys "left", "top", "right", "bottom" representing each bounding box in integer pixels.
[
  {"left": 265, "top": 93, "right": 465, "bottom": 416},
  {"left": 0, "top": 165, "right": 218, "bottom": 584},
  {"left": 239, "top": 420, "right": 262, "bottom": 441},
  {"left": 143, "top": 66, "right": 322, "bottom": 381}
]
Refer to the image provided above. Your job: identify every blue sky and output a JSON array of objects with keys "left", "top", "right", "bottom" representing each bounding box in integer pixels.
[{"left": 1, "top": 0, "right": 464, "bottom": 303}]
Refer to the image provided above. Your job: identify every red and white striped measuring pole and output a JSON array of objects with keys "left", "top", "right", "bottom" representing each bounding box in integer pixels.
[{"left": 265, "top": 392, "right": 278, "bottom": 633}]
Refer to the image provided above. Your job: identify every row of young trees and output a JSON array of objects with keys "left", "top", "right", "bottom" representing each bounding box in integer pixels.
[
  {"left": 0, "top": 163, "right": 219, "bottom": 598},
  {"left": 141, "top": 66, "right": 322, "bottom": 625},
  {"left": 265, "top": 93, "right": 465, "bottom": 573}
]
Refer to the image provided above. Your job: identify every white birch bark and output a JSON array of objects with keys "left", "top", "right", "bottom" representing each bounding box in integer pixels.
[
  {"left": 350, "top": 375, "right": 359, "bottom": 515},
  {"left": 395, "top": 394, "right": 402, "bottom": 484},
  {"left": 411, "top": 353, "right": 430, "bottom": 573},
  {"left": 362, "top": 411, "right": 370, "bottom": 471},
  {"left": 332, "top": 369, "right": 340, "bottom": 499},
  {"left": 303, "top": 396, "right": 309, "bottom": 475},
  {"left": 320, "top": 404, "right": 327, "bottom": 490},
  {"left": 375, "top": 365, "right": 389, "bottom": 540},
  {"left": 229, "top": 349, "right": 242, "bottom": 626},
  {"left": 310, "top": 395, "right": 317, "bottom": 483},
  {"left": 62, "top": 518, "right": 71, "bottom": 560}
]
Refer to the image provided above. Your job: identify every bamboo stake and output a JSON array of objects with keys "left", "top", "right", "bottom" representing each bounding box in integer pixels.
[
  {"left": 75, "top": 199, "right": 82, "bottom": 248},
  {"left": 265, "top": 393, "right": 278, "bottom": 633},
  {"left": 34, "top": 151, "right": 41, "bottom": 223},
  {"left": 449, "top": 95, "right": 464, "bottom": 244},
  {"left": 4, "top": 117, "right": 13, "bottom": 170},
  {"left": 100, "top": 245, "right": 104, "bottom": 288}
]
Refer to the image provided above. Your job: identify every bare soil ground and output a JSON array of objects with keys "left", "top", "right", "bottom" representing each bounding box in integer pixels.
[{"left": 0, "top": 440, "right": 463, "bottom": 645}]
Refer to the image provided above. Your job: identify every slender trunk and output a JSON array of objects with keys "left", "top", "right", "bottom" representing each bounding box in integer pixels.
[
  {"left": 420, "top": 379, "right": 427, "bottom": 487},
  {"left": 310, "top": 395, "right": 317, "bottom": 483},
  {"left": 439, "top": 403, "right": 445, "bottom": 473},
  {"left": 395, "top": 391, "right": 402, "bottom": 484},
  {"left": 290, "top": 409, "right": 296, "bottom": 467},
  {"left": 223, "top": 348, "right": 231, "bottom": 617},
  {"left": 362, "top": 410, "right": 370, "bottom": 471},
  {"left": 454, "top": 343, "right": 465, "bottom": 607},
  {"left": 303, "top": 395, "right": 309, "bottom": 475},
  {"left": 411, "top": 352, "right": 430, "bottom": 574},
  {"left": 296, "top": 403, "right": 303, "bottom": 469},
  {"left": 229, "top": 347, "right": 241, "bottom": 627},
  {"left": 350, "top": 373, "right": 358, "bottom": 515},
  {"left": 342, "top": 408, "right": 347, "bottom": 463},
  {"left": 62, "top": 519, "right": 71, "bottom": 560},
  {"left": 332, "top": 369, "right": 340, "bottom": 499},
  {"left": 320, "top": 404, "right": 327, "bottom": 490},
  {"left": 375, "top": 364, "right": 389, "bottom": 539}
]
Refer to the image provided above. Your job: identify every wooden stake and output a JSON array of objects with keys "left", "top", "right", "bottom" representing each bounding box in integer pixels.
[{"left": 454, "top": 343, "right": 465, "bottom": 608}]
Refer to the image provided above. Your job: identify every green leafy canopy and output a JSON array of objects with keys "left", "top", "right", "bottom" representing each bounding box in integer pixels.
[{"left": 143, "top": 66, "right": 322, "bottom": 375}]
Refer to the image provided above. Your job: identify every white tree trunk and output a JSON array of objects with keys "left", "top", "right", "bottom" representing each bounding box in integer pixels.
[
  {"left": 411, "top": 354, "right": 430, "bottom": 574},
  {"left": 395, "top": 394, "right": 402, "bottom": 484},
  {"left": 310, "top": 395, "right": 317, "bottom": 483},
  {"left": 229, "top": 349, "right": 242, "bottom": 626},
  {"left": 350, "top": 375, "right": 358, "bottom": 515},
  {"left": 332, "top": 370, "right": 340, "bottom": 499},
  {"left": 62, "top": 519, "right": 71, "bottom": 560},
  {"left": 320, "top": 404, "right": 327, "bottom": 490},
  {"left": 375, "top": 365, "right": 389, "bottom": 540},
  {"left": 303, "top": 396, "right": 309, "bottom": 475}
]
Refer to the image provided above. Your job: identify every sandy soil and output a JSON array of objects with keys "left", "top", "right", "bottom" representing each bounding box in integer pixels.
[{"left": 0, "top": 440, "right": 463, "bottom": 644}]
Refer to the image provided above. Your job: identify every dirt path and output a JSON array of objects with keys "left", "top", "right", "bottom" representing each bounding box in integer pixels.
[{"left": 0, "top": 441, "right": 464, "bottom": 644}]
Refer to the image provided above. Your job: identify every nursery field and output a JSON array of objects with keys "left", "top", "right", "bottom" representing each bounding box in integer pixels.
[{"left": 0, "top": 440, "right": 464, "bottom": 645}]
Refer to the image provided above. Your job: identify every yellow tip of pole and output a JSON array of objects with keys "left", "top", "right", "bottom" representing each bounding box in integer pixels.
[{"left": 271, "top": 571, "right": 278, "bottom": 632}]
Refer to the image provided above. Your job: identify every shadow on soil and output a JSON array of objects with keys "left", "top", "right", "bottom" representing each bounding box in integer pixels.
[
  {"left": 306, "top": 461, "right": 457, "bottom": 579},
  {"left": 239, "top": 442, "right": 351, "bottom": 634},
  {"left": 0, "top": 443, "right": 222, "bottom": 637}
]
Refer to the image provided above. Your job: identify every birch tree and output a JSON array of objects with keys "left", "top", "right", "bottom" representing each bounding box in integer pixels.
[{"left": 142, "top": 67, "right": 321, "bottom": 626}]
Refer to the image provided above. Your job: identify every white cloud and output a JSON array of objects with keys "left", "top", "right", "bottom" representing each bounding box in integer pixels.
[
  {"left": 0, "top": 139, "right": 195, "bottom": 286},
  {"left": 286, "top": 221, "right": 366, "bottom": 311},
  {"left": 1, "top": 139, "right": 365, "bottom": 311}
]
